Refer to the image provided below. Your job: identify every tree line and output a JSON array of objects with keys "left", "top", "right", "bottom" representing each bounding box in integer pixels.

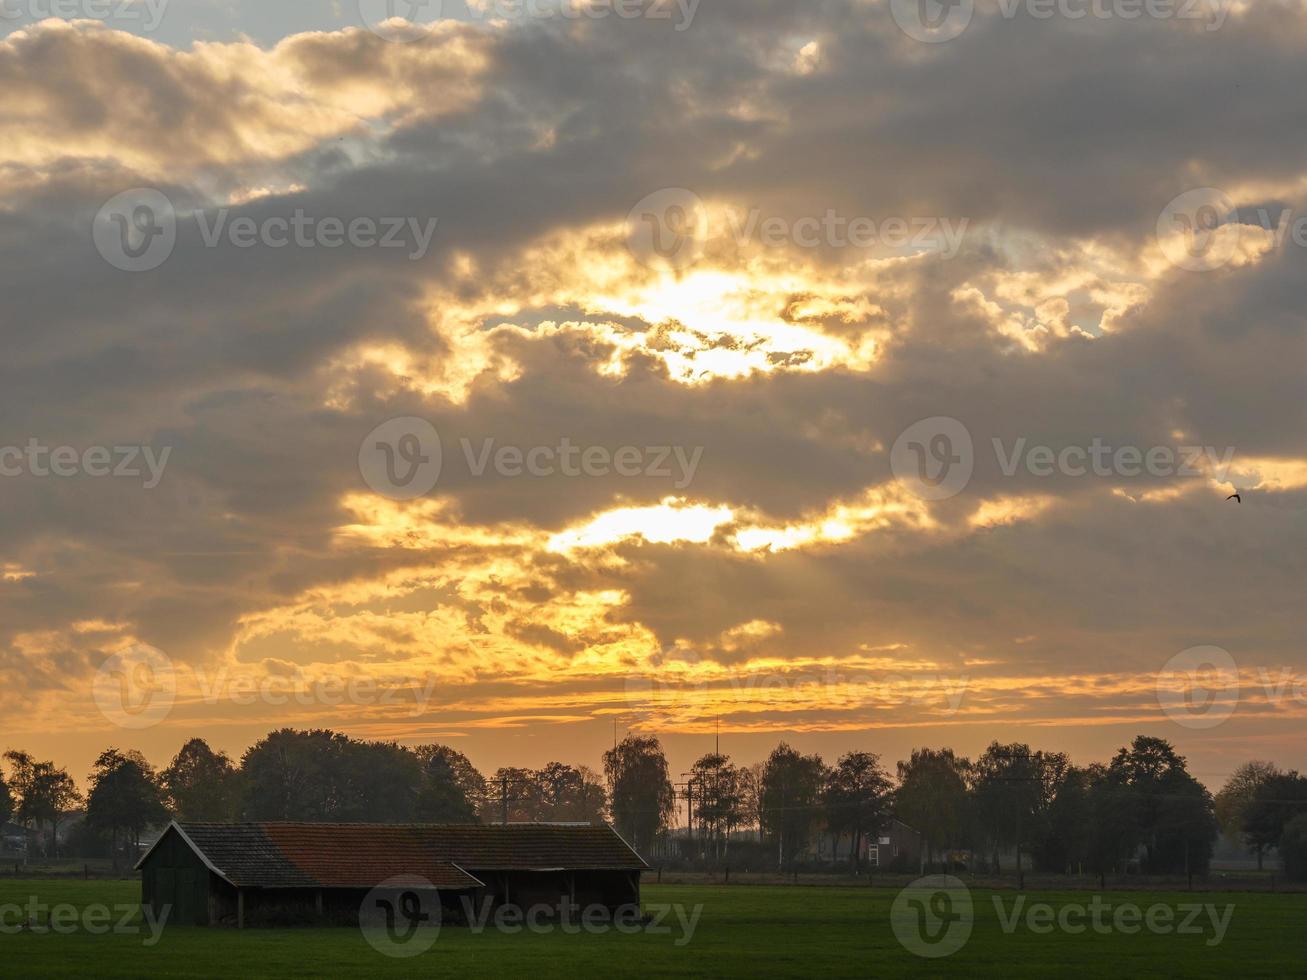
[{"left": 3, "top": 731, "right": 1307, "bottom": 879}]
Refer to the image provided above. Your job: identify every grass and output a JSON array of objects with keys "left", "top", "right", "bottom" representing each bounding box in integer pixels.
[{"left": 0, "top": 878, "right": 1303, "bottom": 977}]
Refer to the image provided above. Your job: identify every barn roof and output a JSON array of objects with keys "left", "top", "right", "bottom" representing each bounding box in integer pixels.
[{"left": 135, "top": 821, "right": 647, "bottom": 891}]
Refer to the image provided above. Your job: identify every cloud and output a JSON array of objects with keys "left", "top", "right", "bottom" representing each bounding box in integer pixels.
[{"left": 3, "top": 8, "right": 1307, "bottom": 779}]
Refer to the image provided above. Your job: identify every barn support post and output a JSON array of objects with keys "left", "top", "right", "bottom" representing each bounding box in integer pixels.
[
  {"left": 316, "top": 890, "right": 324, "bottom": 917},
  {"left": 237, "top": 888, "right": 244, "bottom": 929}
]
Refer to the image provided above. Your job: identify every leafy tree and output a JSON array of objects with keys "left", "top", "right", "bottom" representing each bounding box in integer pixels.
[
  {"left": 1214, "top": 761, "right": 1280, "bottom": 870},
  {"left": 414, "top": 745, "right": 485, "bottom": 823},
  {"left": 0, "top": 765, "right": 12, "bottom": 828},
  {"left": 1244, "top": 771, "right": 1307, "bottom": 859},
  {"left": 1278, "top": 813, "right": 1307, "bottom": 882},
  {"left": 2, "top": 751, "right": 37, "bottom": 850},
  {"left": 689, "top": 753, "right": 747, "bottom": 857},
  {"left": 743, "top": 763, "right": 765, "bottom": 841},
  {"left": 760, "top": 743, "right": 827, "bottom": 868},
  {"left": 823, "top": 752, "right": 893, "bottom": 870},
  {"left": 535, "top": 763, "right": 607, "bottom": 823},
  {"left": 1104, "top": 736, "right": 1216, "bottom": 875},
  {"left": 160, "top": 738, "right": 240, "bottom": 822},
  {"left": 1038, "top": 765, "right": 1093, "bottom": 874},
  {"left": 603, "top": 735, "right": 674, "bottom": 855},
  {"left": 970, "top": 743, "right": 1067, "bottom": 875},
  {"left": 895, "top": 748, "right": 971, "bottom": 872},
  {"left": 1084, "top": 762, "right": 1140, "bottom": 877},
  {"left": 86, "top": 749, "right": 167, "bottom": 866},
  {"left": 240, "top": 729, "right": 422, "bottom": 822},
  {"left": 3, "top": 751, "right": 81, "bottom": 858},
  {"left": 337, "top": 740, "right": 423, "bottom": 822},
  {"left": 485, "top": 767, "right": 546, "bottom": 823}
]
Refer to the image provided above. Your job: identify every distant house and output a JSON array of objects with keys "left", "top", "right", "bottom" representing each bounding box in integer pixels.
[
  {"left": 1, "top": 822, "right": 27, "bottom": 857},
  {"left": 135, "top": 822, "right": 648, "bottom": 928},
  {"left": 866, "top": 819, "right": 922, "bottom": 871}
]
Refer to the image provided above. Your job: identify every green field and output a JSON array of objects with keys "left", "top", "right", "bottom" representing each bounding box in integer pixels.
[{"left": 0, "top": 879, "right": 1303, "bottom": 978}]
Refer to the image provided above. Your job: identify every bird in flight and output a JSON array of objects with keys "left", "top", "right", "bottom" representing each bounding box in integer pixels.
[{"left": 1227, "top": 493, "right": 1242, "bottom": 504}]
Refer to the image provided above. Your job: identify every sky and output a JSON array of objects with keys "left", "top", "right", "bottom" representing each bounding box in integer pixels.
[{"left": 2, "top": 0, "right": 1307, "bottom": 796}]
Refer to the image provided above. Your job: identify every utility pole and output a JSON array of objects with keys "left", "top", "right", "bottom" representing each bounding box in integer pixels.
[{"left": 501, "top": 775, "right": 509, "bottom": 826}]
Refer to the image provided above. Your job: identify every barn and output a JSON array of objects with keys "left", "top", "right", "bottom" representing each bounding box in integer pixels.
[{"left": 135, "top": 822, "right": 647, "bottom": 928}]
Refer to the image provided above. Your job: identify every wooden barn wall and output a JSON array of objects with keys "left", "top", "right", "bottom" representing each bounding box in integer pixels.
[{"left": 139, "top": 830, "right": 216, "bottom": 927}]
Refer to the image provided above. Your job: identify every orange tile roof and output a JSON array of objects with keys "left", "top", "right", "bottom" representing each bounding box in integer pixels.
[{"left": 146, "top": 822, "right": 646, "bottom": 890}]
